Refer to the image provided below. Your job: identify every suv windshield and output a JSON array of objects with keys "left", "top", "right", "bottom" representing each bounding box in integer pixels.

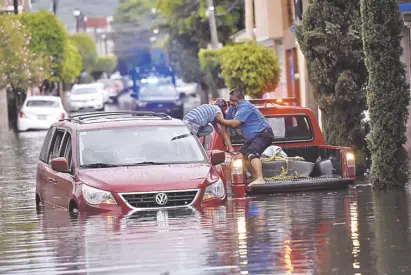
[
  {"left": 26, "top": 100, "right": 59, "bottom": 108},
  {"left": 77, "top": 125, "right": 206, "bottom": 167},
  {"left": 72, "top": 87, "right": 98, "bottom": 95},
  {"left": 228, "top": 114, "right": 313, "bottom": 144}
]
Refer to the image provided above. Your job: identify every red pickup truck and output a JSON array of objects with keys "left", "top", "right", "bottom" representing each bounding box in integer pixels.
[{"left": 200, "top": 98, "right": 356, "bottom": 198}]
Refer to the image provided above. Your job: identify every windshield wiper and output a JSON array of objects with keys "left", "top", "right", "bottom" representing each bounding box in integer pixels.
[
  {"left": 80, "top": 163, "right": 120, "bottom": 168},
  {"left": 171, "top": 133, "right": 192, "bottom": 141}
]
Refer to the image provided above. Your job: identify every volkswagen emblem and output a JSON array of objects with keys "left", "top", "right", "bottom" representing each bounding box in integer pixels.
[
  {"left": 155, "top": 193, "right": 168, "bottom": 206},
  {"left": 158, "top": 104, "right": 164, "bottom": 108}
]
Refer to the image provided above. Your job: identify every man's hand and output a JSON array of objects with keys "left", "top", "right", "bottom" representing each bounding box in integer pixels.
[{"left": 216, "top": 113, "right": 242, "bottom": 128}]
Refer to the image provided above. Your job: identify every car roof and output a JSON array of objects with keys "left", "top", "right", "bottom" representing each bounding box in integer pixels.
[
  {"left": 54, "top": 111, "right": 186, "bottom": 131},
  {"left": 25, "top": 96, "right": 61, "bottom": 101}
]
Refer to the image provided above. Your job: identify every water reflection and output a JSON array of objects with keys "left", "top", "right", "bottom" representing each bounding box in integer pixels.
[{"left": 1, "top": 131, "right": 411, "bottom": 274}]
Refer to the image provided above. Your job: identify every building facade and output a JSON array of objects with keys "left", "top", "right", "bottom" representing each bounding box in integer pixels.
[
  {"left": 70, "top": 16, "right": 114, "bottom": 57},
  {"left": 237, "top": 0, "right": 318, "bottom": 117},
  {"left": 0, "top": 0, "right": 31, "bottom": 13}
]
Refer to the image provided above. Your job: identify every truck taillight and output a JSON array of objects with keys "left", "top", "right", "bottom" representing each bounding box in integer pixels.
[
  {"left": 345, "top": 151, "right": 356, "bottom": 177},
  {"left": 346, "top": 152, "right": 355, "bottom": 167},
  {"left": 19, "top": 111, "right": 25, "bottom": 118},
  {"left": 231, "top": 158, "right": 245, "bottom": 184}
]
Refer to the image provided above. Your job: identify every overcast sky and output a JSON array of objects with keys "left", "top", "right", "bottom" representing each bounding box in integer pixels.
[{"left": 31, "top": 0, "right": 118, "bottom": 31}]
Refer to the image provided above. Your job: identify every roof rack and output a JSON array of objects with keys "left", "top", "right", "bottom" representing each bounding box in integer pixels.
[{"left": 60, "top": 111, "right": 172, "bottom": 124}]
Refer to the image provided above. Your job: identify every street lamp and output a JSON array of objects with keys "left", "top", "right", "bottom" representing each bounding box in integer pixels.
[
  {"left": 73, "top": 9, "right": 81, "bottom": 33},
  {"left": 101, "top": 33, "right": 108, "bottom": 55},
  {"left": 83, "top": 15, "right": 87, "bottom": 32}
]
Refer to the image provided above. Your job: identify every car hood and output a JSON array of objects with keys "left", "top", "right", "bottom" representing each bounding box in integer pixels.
[
  {"left": 77, "top": 163, "right": 218, "bottom": 193},
  {"left": 139, "top": 95, "right": 178, "bottom": 102}
]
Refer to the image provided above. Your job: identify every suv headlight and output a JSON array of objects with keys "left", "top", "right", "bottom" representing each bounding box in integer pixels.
[
  {"left": 203, "top": 178, "right": 225, "bottom": 200},
  {"left": 82, "top": 184, "right": 117, "bottom": 205},
  {"left": 136, "top": 100, "right": 147, "bottom": 107}
]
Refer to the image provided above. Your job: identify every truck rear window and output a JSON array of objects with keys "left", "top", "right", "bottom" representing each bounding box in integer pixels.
[{"left": 227, "top": 115, "right": 313, "bottom": 144}]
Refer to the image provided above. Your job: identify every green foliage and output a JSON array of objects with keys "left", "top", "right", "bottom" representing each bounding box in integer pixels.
[
  {"left": 113, "top": 0, "right": 155, "bottom": 73},
  {"left": 219, "top": 41, "right": 280, "bottom": 97},
  {"left": 20, "top": 10, "right": 67, "bottom": 82},
  {"left": 198, "top": 48, "right": 225, "bottom": 97},
  {"left": 361, "top": 0, "right": 410, "bottom": 188},
  {"left": 61, "top": 40, "right": 82, "bottom": 83},
  {"left": 157, "top": 0, "right": 244, "bottom": 84},
  {"left": 296, "top": 0, "right": 368, "bottom": 169},
  {"left": 69, "top": 33, "right": 98, "bottom": 72},
  {"left": 0, "top": 15, "right": 51, "bottom": 90},
  {"left": 93, "top": 55, "right": 118, "bottom": 74}
]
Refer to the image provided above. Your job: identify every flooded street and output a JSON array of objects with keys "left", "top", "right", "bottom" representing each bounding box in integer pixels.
[{"left": 1, "top": 129, "right": 411, "bottom": 275}]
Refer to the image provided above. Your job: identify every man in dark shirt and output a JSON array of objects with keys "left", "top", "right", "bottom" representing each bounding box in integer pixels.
[{"left": 216, "top": 88, "right": 274, "bottom": 186}]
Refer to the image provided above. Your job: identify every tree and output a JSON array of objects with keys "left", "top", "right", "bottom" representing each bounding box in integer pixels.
[
  {"left": 20, "top": 10, "right": 67, "bottom": 82},
  {"left": 219, "top": 41, "right": 280, "bottom": 97},
  {"left": 296, "top": 0, "right": 368, "bottom": 170},
  {"left": 61, "top": 40, "right": 82, "bottom": 83},
  {"left": 361, "top": 0, "right": 410, "bottom": 188},
  {"left": 69, "top": 33, "right": 98, "bottom": 72},
  {"left": 91, "top": 55, "right": 118, "bottom": 79},
  {"left": 157, "top": 0, "right": 244, "bottom": 101},
  {"left": 112, "top": 0, "right": 155, "bottom": 74},
  {"left": 198, "top": 48, "right": 226, "bottom": 96},
  {"left": 0, "top": 15, "right": 51, "bottom": 91}
]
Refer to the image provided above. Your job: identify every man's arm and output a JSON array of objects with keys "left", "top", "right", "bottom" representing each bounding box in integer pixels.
[
  {"left": 216, "top": 105, "right": 250, "bottom": 128},
  {"left": 213, "top": 118, "right": 234, "bottom": 151}
]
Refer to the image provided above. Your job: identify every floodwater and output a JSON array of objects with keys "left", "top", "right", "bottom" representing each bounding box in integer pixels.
[{"left": 1, "top": 130, "right": 411, "bottom": 275}]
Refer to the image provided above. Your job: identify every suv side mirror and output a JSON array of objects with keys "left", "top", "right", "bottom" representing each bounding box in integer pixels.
[
  {"left": 179, "top": 92, "right": 186, "bottom": 100},
  {"left": 51, "top": 157, "right": 71, "bottom": 173},
  {"left": 211, "top": 150, "right": 225, "bottom": 165}
]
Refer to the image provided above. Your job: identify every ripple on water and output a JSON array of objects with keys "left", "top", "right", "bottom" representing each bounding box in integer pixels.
[{"left": 1, "top": 130, "right": 411, "bottom": 274}]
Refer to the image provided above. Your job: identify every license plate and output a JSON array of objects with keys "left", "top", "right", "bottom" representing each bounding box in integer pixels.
[{"left": 38, "top": 115, "right": 47, "bottom": 120}]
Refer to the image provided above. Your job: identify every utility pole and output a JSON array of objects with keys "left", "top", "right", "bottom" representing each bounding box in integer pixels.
[
  {"left": 245, "top": 0, "right": 254, "bottom": 39},
  {"left": 52, "top": 0, "right": 58, "bottom": 15},
  {"left": 206, "top": 0, "right": 219, "bottom": 48},
  {"left": 13, "top": 0, "right": 18, "bottom": 14}
]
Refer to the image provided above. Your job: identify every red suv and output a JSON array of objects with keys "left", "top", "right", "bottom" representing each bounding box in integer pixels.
[{"left": 35, "top": 111, "right": 227, "bottom": 214}]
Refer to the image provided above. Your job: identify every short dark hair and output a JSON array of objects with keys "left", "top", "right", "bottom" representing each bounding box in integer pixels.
[{"left": 229, "top": 88, "right": 245, "bottom": 99}]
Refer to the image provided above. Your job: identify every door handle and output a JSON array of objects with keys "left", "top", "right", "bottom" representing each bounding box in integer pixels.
[{"left": 48, "top": 177, "right": 57, "bottom": 183}]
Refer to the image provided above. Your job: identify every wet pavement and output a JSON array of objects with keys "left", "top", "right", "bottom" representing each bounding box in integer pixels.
[{"left": 1, "top": 129, "right": 411, "bottom": 275}]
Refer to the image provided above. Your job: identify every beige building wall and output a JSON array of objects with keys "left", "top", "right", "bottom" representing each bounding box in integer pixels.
[{"left": 252, "top": 0, "right": 318, "bottom": 119}]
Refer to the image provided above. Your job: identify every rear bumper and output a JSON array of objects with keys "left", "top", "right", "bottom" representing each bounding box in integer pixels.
[
  {"left": 135, "top": 105, "right": 184, "bottom": 118},
  {"left": 246, "top": 177, "right": 355, "bottom": 194},
  {"left": 17, "top": 117, "right": 56, "bottom": 131},
  {"left": 69, "top": 101, "right": 104, "bottom": 111}
]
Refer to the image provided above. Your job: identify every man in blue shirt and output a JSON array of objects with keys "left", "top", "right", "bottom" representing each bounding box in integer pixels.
[{"left": 216, "top": 88, "right": 274, "bottom": 186}]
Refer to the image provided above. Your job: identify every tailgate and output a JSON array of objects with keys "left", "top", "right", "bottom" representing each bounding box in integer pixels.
[{"left": 247, "top": 176, "right": 355, "bottom": 194}]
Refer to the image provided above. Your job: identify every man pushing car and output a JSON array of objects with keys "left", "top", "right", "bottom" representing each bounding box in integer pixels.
[
  {"left": 215, "top": 88, "right": 275, "bottom": 186},
  {"left": 183, "top": 98, "right": 234, "bottom": 152}
]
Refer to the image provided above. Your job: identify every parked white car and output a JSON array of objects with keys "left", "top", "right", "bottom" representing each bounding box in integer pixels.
[
  {"left": 69, "top": 84, "right": 106, "bottom": 112},
  {"left": 17, "top": 96, "right": 68, "bottom": 132}
]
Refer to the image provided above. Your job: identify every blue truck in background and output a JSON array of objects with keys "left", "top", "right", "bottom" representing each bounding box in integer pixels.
[{"left": 129, "top": 65, "right": 186, "bottom": 119}]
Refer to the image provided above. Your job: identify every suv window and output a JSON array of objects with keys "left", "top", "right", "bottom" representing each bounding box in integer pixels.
[
  {"left": 39, "top": 127, "right": 55, "bottom": 163},
  {"left": 228, "top": 115, "right": 313, "bottom": 144},
  {"left": 47, "top": 129, "right": 66, "bottom": 163},
  {"left": 60, "top": 132, "right": 73, "bottom": 170}
]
